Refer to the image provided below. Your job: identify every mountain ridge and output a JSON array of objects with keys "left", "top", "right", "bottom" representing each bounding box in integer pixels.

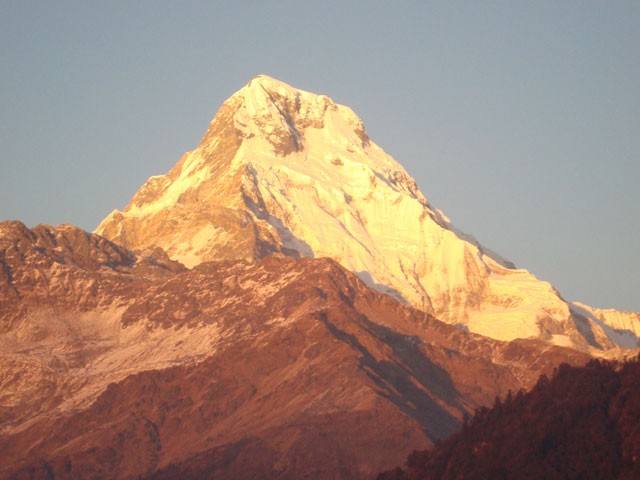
[{"left": 0, "top": 220, "right": 590, "bottom": 479}]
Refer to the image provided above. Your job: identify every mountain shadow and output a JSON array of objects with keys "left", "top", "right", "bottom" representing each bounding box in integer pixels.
[{"left": 319, "top": 311, "right": 461, "bottom": 441}]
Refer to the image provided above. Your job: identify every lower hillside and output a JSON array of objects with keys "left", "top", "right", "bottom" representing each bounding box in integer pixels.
[
  {"left": 0, "top": 221, "right": 590, "bottom": 479},
  {"left": 378, "top": 358, "right": 640, "bottom": 480}
]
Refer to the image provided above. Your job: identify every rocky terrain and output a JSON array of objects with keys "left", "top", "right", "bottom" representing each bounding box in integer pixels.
[{"left": 0, "top": 221, "right": 589, "bottom": 479}]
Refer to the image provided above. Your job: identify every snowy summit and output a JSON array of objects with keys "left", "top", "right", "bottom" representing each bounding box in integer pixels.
[{"left": 96, "top": 75, "right": 640, "bottom": 351}]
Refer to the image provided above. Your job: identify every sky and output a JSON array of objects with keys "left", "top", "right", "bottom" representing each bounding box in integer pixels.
[{"left": 1, "top": 1, "right": 638, "bottom": 311}]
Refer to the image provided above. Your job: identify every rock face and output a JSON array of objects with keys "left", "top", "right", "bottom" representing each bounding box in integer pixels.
[
  {"left": 0, "top": 221, "right": 589, "bottom": 479},
  {"left": 96, "top": 75, "right": 638, "bottom": 349}
]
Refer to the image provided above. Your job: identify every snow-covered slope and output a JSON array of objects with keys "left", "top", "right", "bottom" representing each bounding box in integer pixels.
[{"left": 96, "top": 75, "right": 639, "bottom": 350}]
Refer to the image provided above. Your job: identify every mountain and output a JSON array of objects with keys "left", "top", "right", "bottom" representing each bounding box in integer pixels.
[
  {"left": 0, "top": 221, "right": 589, "bottom": 479},
  {"left": 3, "top": 75, "right": 637, "bottom": 478},
  {"left": 96, "top": 75, "right": 639, "bottom": 350},
  {"left": 377, "top": 357, "right": 640, "bottom": 480}
]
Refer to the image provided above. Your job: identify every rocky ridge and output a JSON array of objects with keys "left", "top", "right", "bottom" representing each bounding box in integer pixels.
[{"left": 0, "top": 221, "right": 589, "bottom": 479}]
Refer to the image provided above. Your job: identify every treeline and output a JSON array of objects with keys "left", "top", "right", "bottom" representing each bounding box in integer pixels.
[{"left": 378, "top": 357, "right": 640, "bottom": 480}]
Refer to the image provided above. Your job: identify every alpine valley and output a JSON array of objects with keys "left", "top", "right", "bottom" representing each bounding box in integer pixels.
[{"left": 1, "top": 76, "right": 638, "bottom": 479}]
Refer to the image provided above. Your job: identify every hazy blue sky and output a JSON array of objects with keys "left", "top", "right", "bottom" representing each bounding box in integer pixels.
[{"left": 1, "top": 2, "right": 638, "bottom": 311}]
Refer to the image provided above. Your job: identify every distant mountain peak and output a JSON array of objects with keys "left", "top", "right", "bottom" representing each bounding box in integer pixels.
[
  {"left": 240, "top": 74, "right": 303, "bottom": 101},
  {"left": 213, "top": 74, "right": 367, "bottom": 158},
  {"left": 95, "top": 76, "right": 640, "bottom": 350}
]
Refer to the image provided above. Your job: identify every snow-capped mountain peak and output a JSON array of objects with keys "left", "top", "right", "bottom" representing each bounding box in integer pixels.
[
  {"left": 95, "top": 76, "right": 639, "bottom": 351},
  {"left": 228, "top": 74, "right": 366, "bottom": 149}
]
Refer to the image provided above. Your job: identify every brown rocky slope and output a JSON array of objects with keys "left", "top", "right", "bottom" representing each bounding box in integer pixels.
[{"left": 0, "top": 221, "right": 589, "bottom": 479}]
